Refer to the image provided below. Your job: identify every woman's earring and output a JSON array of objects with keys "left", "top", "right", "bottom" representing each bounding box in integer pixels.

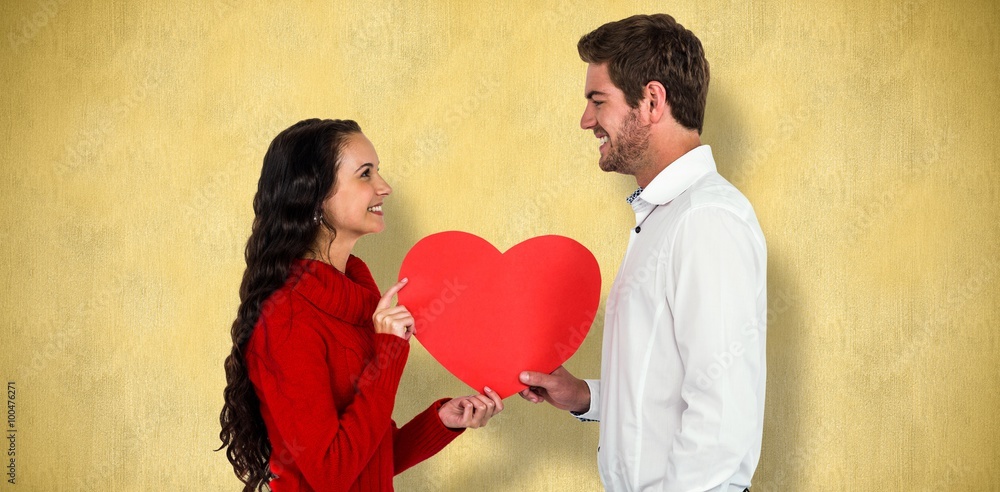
[{"left": 313, "top": 211, "right": 323, "bottom": 225}]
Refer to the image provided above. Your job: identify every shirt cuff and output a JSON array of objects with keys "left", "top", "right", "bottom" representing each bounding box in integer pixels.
[{"left": 571, "top": 379, "right": 600, "bottom": 422}]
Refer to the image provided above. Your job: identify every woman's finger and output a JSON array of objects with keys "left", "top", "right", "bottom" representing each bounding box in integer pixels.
[
  {"left": 382, "top": 311, "right": 414, "bottom": 325},
  {"left": 386, "top": 314, "right": 415, "bottom": 334},
  {"left": 484, "top": 386, "right": 504, "bottom": 415},
  {"left": 376, "top": 278, "right": 408, "bottom": 311},
  {"left": 461, "top": 398, "right": 474, "bottom": 426},
  {"left": 468, "top": 395, "right": 491, "bottom": 427},
  {"left": 373, "top": 308, "right": 415, "bottom": 338},
  {"left": 375, "top": 310, "right": 413, "bottom": 327},
  {"left": 472, "top": 394, "right": 496, "bottom": 418},
  {"left": 375, "top": 305, "right": 410, "bottom": 318}
]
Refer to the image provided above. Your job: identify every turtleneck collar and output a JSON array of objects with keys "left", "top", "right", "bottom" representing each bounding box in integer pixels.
[{"left": 287, "top": 255, "right": 381, "bottom": 327}]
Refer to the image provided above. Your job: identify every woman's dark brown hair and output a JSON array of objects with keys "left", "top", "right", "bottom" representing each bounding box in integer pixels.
[{"left": 218, "top": 118, "right": 360, "bottom": 491}]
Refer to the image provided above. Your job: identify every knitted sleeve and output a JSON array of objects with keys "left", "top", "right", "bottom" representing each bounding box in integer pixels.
[
  {"left": 250, "top": 323, "right": 410, "bottom": 491},
  {"left": 392, "top": 398, "right": 464, "bottom": 474}
]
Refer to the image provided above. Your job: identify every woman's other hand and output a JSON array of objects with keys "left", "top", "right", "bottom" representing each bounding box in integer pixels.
[
  {"left": 438, "top": 387, "right": 504, "bottom": 429},
  {"left": 373, "top": 278, "right": 415, "bottom": 340}
]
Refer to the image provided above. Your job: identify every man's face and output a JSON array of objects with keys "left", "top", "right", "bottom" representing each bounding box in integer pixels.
[{"left": 580, "top": 63, "right": 650, "bottom": 175}]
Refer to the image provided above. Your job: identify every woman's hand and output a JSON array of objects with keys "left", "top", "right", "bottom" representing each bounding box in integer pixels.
[
  {"left": 438, "top": 387, "right": 504, "bottom": 429},
  {"left": 373, "top": 278, "right": 415, "bottom": 340}
]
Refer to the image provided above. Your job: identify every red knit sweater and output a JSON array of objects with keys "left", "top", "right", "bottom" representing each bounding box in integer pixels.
[{"left": 245, "top": 256, "right": 462, "bottom": 491}]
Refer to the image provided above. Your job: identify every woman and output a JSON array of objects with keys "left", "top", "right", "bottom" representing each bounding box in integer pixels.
[{"left": 219, "top": 118, "right": 502, "bottom": 492}]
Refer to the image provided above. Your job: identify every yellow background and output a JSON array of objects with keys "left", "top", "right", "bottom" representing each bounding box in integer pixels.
[{"left": 2, "top": 0, "right": 998, "bottom": 490}]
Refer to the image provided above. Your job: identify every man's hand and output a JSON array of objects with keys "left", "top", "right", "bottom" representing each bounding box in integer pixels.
[{"left": 518, "top": 366, "right": 590, "bottom": 413}]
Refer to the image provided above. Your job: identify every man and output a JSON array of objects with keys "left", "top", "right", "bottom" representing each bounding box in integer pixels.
[{"left": 519, "top": 14, "right": 767, "bottom": 492}]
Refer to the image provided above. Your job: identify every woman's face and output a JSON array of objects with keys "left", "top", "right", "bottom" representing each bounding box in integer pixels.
[{"left": 323, "top": 132, "right": 392, "bottom": 240}]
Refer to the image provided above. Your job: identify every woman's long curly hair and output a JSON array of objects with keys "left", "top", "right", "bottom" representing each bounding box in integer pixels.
[{"left": 219, "top": 118, "right": 361, "bottom": 492}]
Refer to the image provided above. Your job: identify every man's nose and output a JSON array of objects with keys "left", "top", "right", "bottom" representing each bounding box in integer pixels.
[{"left": 580, "top": 105, "right": 596, "bottom": 130}]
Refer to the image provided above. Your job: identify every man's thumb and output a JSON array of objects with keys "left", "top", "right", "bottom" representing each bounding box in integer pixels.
[{"left": 519, "top": 371, "right": 550, "bottom": 387}]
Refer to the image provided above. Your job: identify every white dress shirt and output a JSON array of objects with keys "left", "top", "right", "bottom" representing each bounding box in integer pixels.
[{"left": 576, "top": 145, "right": 767, "bottom": 492}]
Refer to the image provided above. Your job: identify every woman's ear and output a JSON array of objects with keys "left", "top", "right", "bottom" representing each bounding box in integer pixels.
[{"left": 645, "top": 81, "right": 668, "bottom": 124}]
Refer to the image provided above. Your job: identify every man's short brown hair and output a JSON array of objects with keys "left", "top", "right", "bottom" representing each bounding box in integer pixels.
[{"left": 578, "top": 14, "right": 709, "bottom": 134}]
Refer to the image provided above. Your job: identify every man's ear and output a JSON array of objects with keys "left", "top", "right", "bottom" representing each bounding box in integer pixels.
[{"left": 645, "top": 81, "right": 668, "bottom": 124}]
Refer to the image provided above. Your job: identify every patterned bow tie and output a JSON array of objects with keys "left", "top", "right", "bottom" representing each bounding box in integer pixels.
[{"left": 626, "top": 187, "right": 644, "bottom": 204}]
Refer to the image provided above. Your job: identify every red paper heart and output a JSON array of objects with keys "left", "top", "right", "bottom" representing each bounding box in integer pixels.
[{"left": 397, "top": 232, "right": 601, "bottom": 398}]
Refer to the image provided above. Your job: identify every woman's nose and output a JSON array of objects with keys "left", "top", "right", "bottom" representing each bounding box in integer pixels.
[{"left": 377, "top": 175, "right": 392, "bottom": 196}]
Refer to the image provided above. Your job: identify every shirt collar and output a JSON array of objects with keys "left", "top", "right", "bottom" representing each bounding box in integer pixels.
[
  {"left": 625, "top": 187, "right": 644, "bottom": 204},
  {"left": 632, "top": 145, "right": 717, "bottom": 206},
  {"left": 287, "top": 256, "right": 381, "bottom": 326}
]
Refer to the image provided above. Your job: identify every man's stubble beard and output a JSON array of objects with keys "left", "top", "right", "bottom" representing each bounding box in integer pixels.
[{"left": 599, "top": 107, "right": 651, "bottom": 177}]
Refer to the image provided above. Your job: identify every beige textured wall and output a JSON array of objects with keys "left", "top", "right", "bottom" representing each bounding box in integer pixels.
[{"left": 2, "top": 0, "right": 998, "bottom": 490}]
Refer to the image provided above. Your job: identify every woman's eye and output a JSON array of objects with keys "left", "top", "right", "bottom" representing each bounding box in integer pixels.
[{"left": 361, "top": 170, "right": 370, "bottom": 178}]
